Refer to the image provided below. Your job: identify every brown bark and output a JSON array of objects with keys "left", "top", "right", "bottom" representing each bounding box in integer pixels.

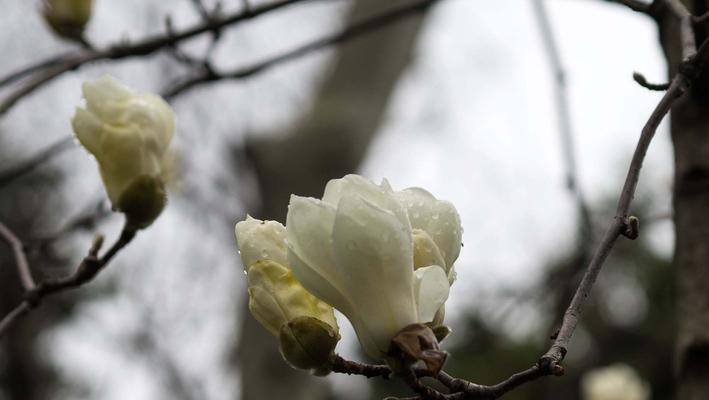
[
  {"left": 660, "top": 1, "right": 709, "bottom": 398},
  {"left": 235, "top": 1, "right": 429, "bottom": 399}
]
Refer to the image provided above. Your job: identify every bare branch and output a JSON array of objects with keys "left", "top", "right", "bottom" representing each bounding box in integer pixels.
[
  {"left": 0, "top": 52, "right": 74, "bottom": 88},
  {"left": 542, "top": 47, "right": 703, "bottom": 369},
  {"left": 0, "top": 136, "right": 74, "bottom": 187},
  {"left": 0, "top": 221, "right": 35, "bottom": 290},
  {"left": 0, "top": 302, "right": 31, "bottom": 335},
  {"left": 532, "top": 0, "right": 594, "bottom": 241},
  {"left": 633, "top": 71, "right": 671, "bottom": 90},
  {"left": 602, "top": 0, "right": 655, "bottom": 13},
  {"left": 0, "top": 0, "right": 337, "bottom": 116},
  {"left": 0, "top": 222, "right": 136, "bottom": 338},
  {"left": 162, "top": 0, "right": 442, "bottom": 98}
]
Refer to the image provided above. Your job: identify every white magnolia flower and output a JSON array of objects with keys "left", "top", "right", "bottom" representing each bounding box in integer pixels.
[
  {"left": 72, "top": 75, "right": 174, "bottom": 226},
  {"left": 285, "top": 174, "right": 462, "bottom": 359},
  {"left": 582, "top": 364, "right": 650, "bottom": 400}
]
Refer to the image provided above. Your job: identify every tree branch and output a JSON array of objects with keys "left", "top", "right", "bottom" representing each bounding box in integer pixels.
[
  {"left": 0, "top": 0, "right": 335, "bottom": 116},
  {"left": 0, "top": 221, "right": 35, "bottom": 290},
  {"left": 541, "top": 41, "right": 705, "bottom": 370},
  {"left": 0, "top": 136, "right": 74, "bottom": 187},
  {"left": 162, "top": 0, "right": 443, "bottom": 98},
  {"left": 0, "top": 222, "right": 136, "bottom": 338},
  {"left": 532, "top": 0, "right": 594, "bottom": 243}
]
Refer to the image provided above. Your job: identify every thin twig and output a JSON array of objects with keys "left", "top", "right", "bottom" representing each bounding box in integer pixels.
[
  {"left": 541, "top": 61, "right": 699, "bottom": 369},
  {"left": 0, "top": 221, "right": 35, "bottom": 290},
  {"left": 532, "top": 0, "right": 594, "bottom": 240},
  {"left": 632, "top": 71, "right": 671, "bottom": 90},
  {"left": 0, "top": 52, "right": 73, "bottom": 88},
  {"left": 0, "top": 0, "right": 335, "bottom": 116},
  {"left": 0, "top": 302, "right": 31, "bottom": 335},
  {"left": 0, "top": 222, "right": 136, "bottom": 338},
  {"left": 0, "top": 136, "right": 74, "bottom": 187},
  {"left": 163, "top": 0, "right": 442, "bottom": 98},
  {"left": 603, "top": 0, "right": 654, "bottom": 13}
]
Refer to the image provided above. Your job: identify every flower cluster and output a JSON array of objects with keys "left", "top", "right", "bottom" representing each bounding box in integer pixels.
[
  {"left": 72, "top": 75, "right": 175, "bottom": 229},
  {"left": 235, "top": 174, "right": 462, "bottom": 370}
]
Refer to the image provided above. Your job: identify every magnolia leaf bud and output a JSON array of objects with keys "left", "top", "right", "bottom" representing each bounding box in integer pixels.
[
  {"left": 117, "top": 175, "right": 167, "bottom": 230},
  {"left": 279, "top": 316, "right": 339, "bottom": 371}
]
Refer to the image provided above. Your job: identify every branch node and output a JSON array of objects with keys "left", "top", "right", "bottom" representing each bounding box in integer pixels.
[
  {"left": 621, "top": 215, "right": 640, "bottom": 239},
  {"left": 23, "top": 289, "right": 42, "bottom": 308},
  {"left": 679, "top": 58, "right": 699, "bottom": 79}
]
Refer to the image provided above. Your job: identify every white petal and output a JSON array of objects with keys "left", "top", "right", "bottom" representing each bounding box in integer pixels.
[
  {"left": 323, "top": 174, "right": 411, "bottom": 231},
  {"left": 395, "top": 187, "right": 462, "bottom": 271},
  {"left": 286, "top": 196, "right": 354, "bottom": 315},
  {"left": 120, "top": 94, "right": 175, "bottom": 153},
  {"left": 71, "top": 107, "right": 103, "bottom": 155},
  {"left": 331, "top": 194, "right": 417, "bottom": 355},
  {"left": 287, "top": 247, "right": 354, "bottom": 318},
  {"left": 82, "top": 75, "right": 134, "bottom": 121},
  {"left": 234, "top": 216, "right": 288, "bottom": 269},
  {"left": 413, "top": 265, "right": 450, "bottom": 323}
]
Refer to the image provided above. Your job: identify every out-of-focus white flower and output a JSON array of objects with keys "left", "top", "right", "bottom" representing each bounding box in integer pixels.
[
  {"left": 235, "top": 216, "right": 339, "bottom": 370},
  {"left": 72, "top": 75, "right": 174, "bottom": 228},
  {"left": 42, "top": 0, "right": 93, "bottom": 41},
  {"left": 582, "top": 363, "right": 651, "bottom": 400},
  {"left": 285, "top": 174, "right": 462, "bottom": 359}
]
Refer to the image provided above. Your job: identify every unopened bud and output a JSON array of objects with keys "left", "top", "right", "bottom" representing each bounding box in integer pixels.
[
  {"left": 279, "top": 316, "right": 339, "bottom": 371},
  {"left": 42, "top": 0, "right": 92, "bottom": 42},
  {"left": 117, "top": 175, "right": 167, "bottom": 230}
]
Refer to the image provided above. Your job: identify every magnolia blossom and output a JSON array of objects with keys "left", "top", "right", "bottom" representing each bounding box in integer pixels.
[
  {"left": 582, "top": 364, "right": 650, "bottom": 400},
  {"left": 286, "top": 174, "right": 462, "bottom": 359},
  {"left": 235, "top": 217, "right": 340, "bottom": 371},
  {"left": 72, "top": 75, "right": 174, "bottom": 226}
]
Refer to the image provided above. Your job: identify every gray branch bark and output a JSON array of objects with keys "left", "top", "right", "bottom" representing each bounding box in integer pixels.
[{"left": 661, "top": 1, "right": 709, "bottom": 399}]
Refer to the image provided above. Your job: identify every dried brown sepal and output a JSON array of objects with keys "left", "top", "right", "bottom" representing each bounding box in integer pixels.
[{"left": 388, "top": 323, "right": 448, "bottom": 375}]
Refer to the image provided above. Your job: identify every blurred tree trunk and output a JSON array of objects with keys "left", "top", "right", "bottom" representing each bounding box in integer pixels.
[
  {"left": 0, "top": 163, "right": 72, "bottom": 400},
  {"left": 235, "top": 0, "right": 429, "bottom": 399},
  {"left": 660, "top": 1, "right": 709, "bottom": 399}
]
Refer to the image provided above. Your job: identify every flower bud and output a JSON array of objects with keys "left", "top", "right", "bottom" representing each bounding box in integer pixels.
[
  {"left": 279, "top": 316, "right": 339, "bottom": 371},
  {"left": 72, "top": 76, "right": 175, "bottom": 229},
  {"left": 235, "top": 216, "right": 289, "bottom": 270},
  {"left": 247, "top": 260, "right": 338, "bottom": 338},
  {"left": 117, "top": 175, "right": 167, "bottom": 229},
  {"left": 42, "top": 0, "right": 92, "bottom": 42}
]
